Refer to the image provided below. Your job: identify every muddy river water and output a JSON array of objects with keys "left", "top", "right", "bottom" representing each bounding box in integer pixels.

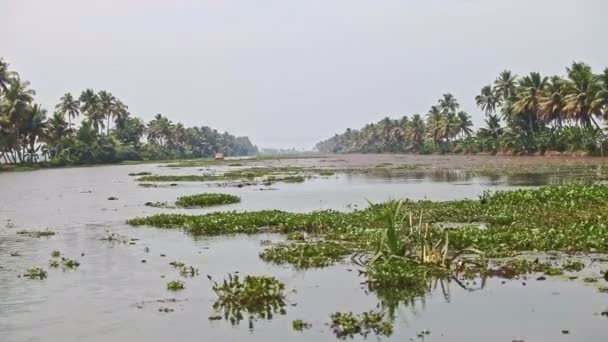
[{"left": 1, "top": 161, "right": 607, "bottom": 341}]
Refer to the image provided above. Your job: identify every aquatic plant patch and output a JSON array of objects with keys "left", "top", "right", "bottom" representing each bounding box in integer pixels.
[
  {"left": 175, "top": 193, "right": 240, "bottom": 208},
  {"left": 330, "top": 310, "right": 393, "bottom": 338},
  {"left": 259, "top": 241, "right": 354, "bottom": 269},
  {"left": 129, "top": 185, "right": 608, "bottom": 258},
  {"left": 167, "top": 280, "right": 185, "bottom": 291},
  {"left": 129, "top": 171, "right": 152, "bottom": 176},
  {"left": 169, "top": 261, "right": 199, "bottom": 277},
  {"left": 292, "top": 319, "right": 311, "bottom": 331},
  {"left": 23, "top": 267, "right": 48, "bottom": 279},
  {"left": 209, "top": 274, "right": 286, "bottom": 325},
  {"left": 17, "top": 230, "right": 56, "bottom": 238}
]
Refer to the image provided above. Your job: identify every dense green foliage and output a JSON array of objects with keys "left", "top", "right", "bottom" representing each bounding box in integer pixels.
[
  {"left": 317, "top": 63, "right": 608, "bottom": 155},
  {"left": 128, "top": 184, "right": 608, "bottom": 256},
  {"left": 0, "top": 57, "right": 257, "bottom": 167},
  {"left": 175, "top": 193, "right": 240, "bottom": 208}
]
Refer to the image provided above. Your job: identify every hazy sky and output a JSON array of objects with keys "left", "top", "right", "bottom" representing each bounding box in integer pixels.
[{"left": 3, "top": 0, "right": 607, "bottom": 149}]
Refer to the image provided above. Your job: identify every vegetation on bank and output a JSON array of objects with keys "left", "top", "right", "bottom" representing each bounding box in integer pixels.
[
  {"left": 0, "top": 57, "right": 257, "bottom": 167},
  {"left": 317, "top": 62, "right": 608, "bottom": 155}
]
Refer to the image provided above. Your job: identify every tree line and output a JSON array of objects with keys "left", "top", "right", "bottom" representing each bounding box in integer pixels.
[
  {"left": 0, "top": 58, "right": 257, "bottom": 166},
  {"left": 316, "top": 62, "right": 608, "bottom": 155}
]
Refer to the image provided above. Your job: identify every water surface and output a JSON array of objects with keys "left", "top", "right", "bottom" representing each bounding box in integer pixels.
[{"left": 1, "top": 163, "right": 606, "bottom": 341}]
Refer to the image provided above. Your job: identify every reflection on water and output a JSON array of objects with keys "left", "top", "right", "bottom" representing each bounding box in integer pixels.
[{"left": 1, "top": 163, "right": 607, "bottom": 341}]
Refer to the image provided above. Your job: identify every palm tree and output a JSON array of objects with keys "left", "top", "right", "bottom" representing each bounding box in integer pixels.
[
  {"left": 55, "top": 93, "right": 80, "bottom": 128},
  {"left": 45, "top": 112, "right": 69, "bottom": 156},
  {"left": 479, "top": 114, "right": 503, "bottom": 139},
  {"left": 0, "top": 58, "right": 16, "bottom": 94},
  {"left": 563, "top": 62, "right": 602, "bottom": 128},
  {"left": 539, "top": 76, "right": 565, "bottom": 127},
  {"left": 494, "top": 70, "right": 517, "bottom": 102},
  {"left": 1, "top": 77, "right": 36, "bottom": 163},
  {"left": 405, "top": 114, "right": 425, "bottom": 152},
  {"left": 79, "top": 89, "right": 104, "bottom": 134},
  {"left": 592, "top": 68, "right": 608, "bottom": 119},
  {"left": 21, "top": 103, "right": 48, "bottom": 163},
  {"left": 98, "top": 90, "right": 116, "bottom": 135},
  {"left": 475, "top": 85, "right": 499, "bottom": 116},
  {"left": 512, "top": 72, "right": 548, "bottom": 132},
  {"left": 147, "top": 113, "right": 173, "bottom": 147},
  {"left": 426, "top": 106, "right": 444, "bottom": 149},
  {"left": 456, "top": 111, "right": 473, "bottom": 138},
  {"left": 438, "top": 93, "right": 459, "bottom": 114},
  {"left": 112, "top": 99, "right": 129, "bottom": 128}
]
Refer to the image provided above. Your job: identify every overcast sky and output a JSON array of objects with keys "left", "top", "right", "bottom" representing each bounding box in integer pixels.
[{"left": 3, "top": 0, "right": 607, "bottom": 149}]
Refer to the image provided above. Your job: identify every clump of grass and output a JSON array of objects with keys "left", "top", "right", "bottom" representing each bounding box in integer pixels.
[
  {"left": 330, "top": 310, "right": 393, "bottom": 338},
  {"left": 260, "top": 242, "right": 353, "bottom": 269},
  {"left": 129, "top": 171, "right": 152, "bottom": 176},
  {"left": 167, "top": 280, "right": 185, "bottom": 291},
  {"left": 170, "top": 261, "right": 198, "bottom": 277},
  {"left": 145, "top": 201, "right": 172, "bottom": 208},
  {"left": 49, "top": 251, "right": 80, "bottom": 269},
  {"left": 24, "top": 267, "right": 47, "bottom": 279},
  {"left": 266, "top": 175, "right": 305, "bottom": 184},
  {"left": 62, "top": 258, "right": 80, "bottom": 269},
  {"left": 292, "top": 319, "right": 311, "bottom": 331},
  {"left": 210, "top": 274, "right": 286, "bottom": 325},
  {"left": 286, "top": 231, "right": 306, "bottom": 241},
  {"left": 138, "top": 175, "right": 217, "bottom": 182},
  {"left": 100, "top": 231, "right": 130, "bottom": 244},
  {"left": 563, "top": 260, "right": 585, "bottom": 272},
  {"left": 17, "top": 230, "right": 56, "bottom": 238},
  {"left": 487, "top": 259, "right": 563, "bottom": 278},
  {"left": 175, "top": 193, "right": 240, "bottom": 208}
]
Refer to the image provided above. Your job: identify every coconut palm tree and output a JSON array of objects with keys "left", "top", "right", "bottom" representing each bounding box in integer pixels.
[
  {"left": 478, "top": 114, "right": 503, "bottom": 139},
  {"left": 45, "top": 112, "right": 69, "bottom": 156},
  {"left": 426, "top": 106, "right": 444, "bottom": 149},
  {"left": 563, "top": 62, "right": 602, "bottom": 128},
  {"left": 494, "top": 70, "right": 517, "bottom": 102},
  {"left": 21, "top": 103, "right": 48, "bottom": 163},
  {"left": 539, "top": 76, "right": 566, "bottom": 127},
  {"left": 512, "top": 72, "right": 548, "bottom": 132},
  {"left": 0, "top": 58, "right": 16, "bottom": 94},
  {"left": 98, "top": 90, "right": 116, "bottom": 135},
  {"left": 55, "top": 93, "right": 80, "bottom": 128},
  {"left": 456, "top": 111, "right": 473, "bottom": 138},
  {"left": 438, "top": 93, "right": 459, "bottom": 114},
  {"left": 1, "top": 77, "right": 36, "bottom": 163},
  {"left": 79, "top": 89, "right": 104, "bottom": 134},
  {"left": 405, "top": 114, "right": 425, "bottom": 152},
  {"left": 475, "top": 85, "right": 499, "bottom": 116}
]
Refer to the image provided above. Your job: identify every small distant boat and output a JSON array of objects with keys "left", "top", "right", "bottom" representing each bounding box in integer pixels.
[{"left": 214, "top": 153, "right": 224, "bottom": 160}]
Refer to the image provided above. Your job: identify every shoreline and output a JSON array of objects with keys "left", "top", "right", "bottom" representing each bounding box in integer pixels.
[{"left": 1, "top": 152, "right": 607, "bottom": 174}]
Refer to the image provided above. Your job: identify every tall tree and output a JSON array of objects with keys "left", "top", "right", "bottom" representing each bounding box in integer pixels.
[
  {"left": 494, "top": 70, "right": 517, "bottom": 102},
  {"left": 98, "top": 90, "right": 117, "bottom": 135},
  {"left": 563, "top": 62, "right": 602, "bottom": 128},
  {"left": 512, "top": 72, "right": 548, "bottom": 132},
  {"left": 56, "top": 93, "right": 80, "bottom": 128},
  {"left": 475, "top": 85, "right": 498, "bottom": 116}
]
